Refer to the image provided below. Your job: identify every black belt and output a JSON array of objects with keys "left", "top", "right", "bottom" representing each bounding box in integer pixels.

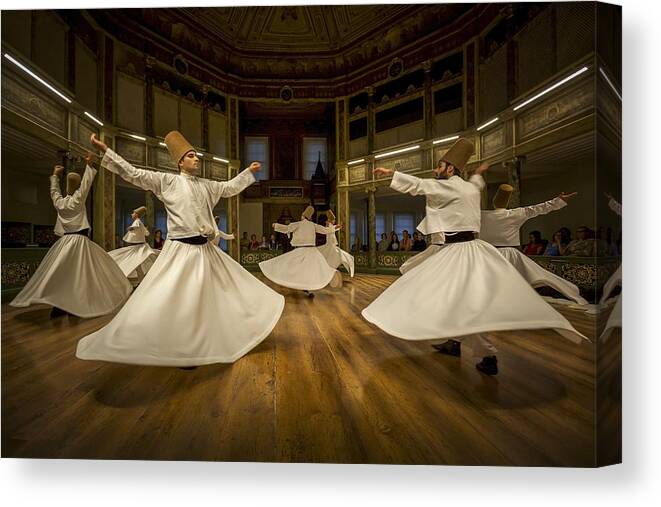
[
  {"left": 172, "top": 236, "right": 208, "bottom": 245},
  {"left": 64, "top": 229, "right": 89, "bottom": 237},
  {"left": 444, "top": 231, "right": 477, "bottom": 243}
]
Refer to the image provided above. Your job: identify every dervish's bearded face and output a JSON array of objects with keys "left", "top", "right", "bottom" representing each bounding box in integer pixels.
[
  {"left": 179, "top": 151, "right": 200, "bottom": 175},
  {"left": 433, "top": 160, "right": 455, "bottom": 180}
]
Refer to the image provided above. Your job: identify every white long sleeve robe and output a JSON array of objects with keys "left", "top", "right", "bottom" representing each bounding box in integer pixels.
[
  {"left": 101, "top": 148, "right": 255, "bottom": 240},
  {"left": 123, "top": 218, "right": 149, "bottom": 243},
  {"left": 479, "top": 197, "right": 567, "bottom": 247},
  {"left": 50, "top": 165, "right": 96, "bottom": 236}
]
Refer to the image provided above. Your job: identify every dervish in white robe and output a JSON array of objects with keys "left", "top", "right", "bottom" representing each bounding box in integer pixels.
[
  {"left": 317, "top": 210, "right": 354, "bottom": 279},
  {"left": 362, "top": 138, "right": 587, "bottom": 375},
  {"left": 11, "top": 159, "right": 132, "bottom": 317},
  {"left": 108, "top": 208, "right": 159, "bottom": 283},
  {"left": 479, "top": 187, "right": 587, "bottom": 305},
  {"left": 76, "top": 132, "right": 284, "bottom": 366},
  {"left": 259, "top": 206, "right": 341, "bottom": 295}
]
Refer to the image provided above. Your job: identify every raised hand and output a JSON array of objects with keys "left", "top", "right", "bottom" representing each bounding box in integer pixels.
[
  {"left": 248, "top": 161, "right": 262, "bottom": 173},
  {"left": 373, "top": 167, "right": 394, "bottom": 177},
  {"left": 559, "top": 191, "right": 578, "bottom": 202},
  {"left": 52, "top": 164, "right": 64, "bottom": 176},
  {"left": 476, "top": 161, "right": 490, "bottom": 175},
  {"left": 90, "top": 133, "right": 108, "bottom": 153}
]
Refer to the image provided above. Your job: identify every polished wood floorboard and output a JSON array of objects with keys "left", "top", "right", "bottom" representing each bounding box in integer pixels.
[{"left": 2, "top": 274, "right": 613, "bottom": 465}]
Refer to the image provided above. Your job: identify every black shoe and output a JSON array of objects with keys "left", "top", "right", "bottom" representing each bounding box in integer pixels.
[
  {"left": 179, "top": 366, "right": 197, "bottom": 371},
  {"left": 476, "top": 356, "right": 498, "bottom": 375},
  {"left": 304, "top": 290, "right": 315, "bottom": 298},
  {"left": 432, "top": 340, "right": 461, "bottom": 357},
  {"left": 50, "top": 307, "right": 68, "bottom": 318}
]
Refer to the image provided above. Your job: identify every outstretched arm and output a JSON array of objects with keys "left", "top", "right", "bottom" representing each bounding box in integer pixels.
[
  {"left": 77, "top": 162, "right": 98, "bottom": 202},
  {"left": 273, "top": 222, "right": 298, "bottom": 234},
  {"left": 208, "top": 162, "right": 260, "bottom": 203},
  {"left": 516, "top": 193, "right": 575, "bottom": 222},
  {"left": 468, "top": 162, "right": 489, "bottom": 190},
  {"left": 91, "top": 133, "right": 167, "bottom": 196},
  {"left": 380, "top": 169, "right": 434, "bottom": 197},
  {"left": 49, "top": 165, "right": 66, "bottom": 210}
]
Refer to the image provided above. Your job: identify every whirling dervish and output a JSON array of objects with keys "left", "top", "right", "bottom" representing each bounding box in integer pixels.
[
  {"left": 10, "top": 155, "right": 132, "bottom": 318},
  {"left": 479, "top": 183, "right": 587, "bottom": 305},
  {"left": 259, "top": 205, "right": 342, "bottom": 297},
  {"left": 317, "top": 210, "right": 354, "bottom": 280},
  {"left": 76, "top": 132, "right": 285, "bottom": 367},
  {"left": 108, "top": 206, "right": 159, "bottom": 284},
  {"left": 362, "top": 138, "right": 587, "bottom": 375}
]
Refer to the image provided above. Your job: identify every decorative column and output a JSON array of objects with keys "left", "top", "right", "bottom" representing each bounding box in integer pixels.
[
  {"left": 366, "top": 185, "right": 377, "bottom": 270},
  {"left": 93, "top": 132, "right": 115, "bottom": 250},
  {"left": 338, "top": 188, "right": 350, "bottom": 251},
  {"left": 423, "top": 60, "right": 433, "bottom": 140},
  {"left": 367, "top": 86, "right": 375, "bottom": 154},
  {"left": 145, "top": 191, "right": 155, "bottom": 247},
  {"left": 227, "top": 96, "right": 241, "bottom": 261},
  {"left": 227, "top": 161, "right": 241, "bottom": 261},
  {"left": 505, "top": 156, "right": 523, "bottom": 207}
]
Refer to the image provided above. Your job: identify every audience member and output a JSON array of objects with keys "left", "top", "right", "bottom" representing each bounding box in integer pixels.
[
  {"left": 400, "top": 230, "right": 412, "bottom": 251},
  {"left": 378, "top": 233, "right": 390, "bottom": 251},
  {"left": 522, "top": 230, "right": 545, "bottom": 255}
]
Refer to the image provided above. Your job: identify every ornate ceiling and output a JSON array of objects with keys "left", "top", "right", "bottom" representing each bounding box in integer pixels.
[
  {"left": 176, "top": 5, "right": 420, "bottom": 53},
  {"left": 89, "top": 4, "right": 477, "bottom": 81}
]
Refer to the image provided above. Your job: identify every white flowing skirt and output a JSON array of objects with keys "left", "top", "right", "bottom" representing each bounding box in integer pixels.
[
  {"left": 362, "top": 239, "right": 586, "bottom": 344},
  {"left": 600, "top": 265, "right": 622, "bottom": 304},
  {"left": 318, "top": 242, "right": 355, "bottom": 277},
  {"left": 259, "top": 246, "right": 338, "bottom": 290},
  {"left": 76, "top": 239, "right": 285, "bottom": 366},
  {"left": 10, "top": 234, "right": 132, "bottom": 317},
  {"left": 498, "top": 247, "right": 588, "bottom": 305},
  {"left": 108, "top": 243, "right": 159, "bottom": 279},
  {"left": 400, "top": 245, "right": 444, "bottom": 275}
]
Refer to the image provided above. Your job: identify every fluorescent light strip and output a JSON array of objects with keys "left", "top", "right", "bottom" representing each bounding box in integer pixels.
[
  {"left": 432, "top": 135, "right": 459, "bottom": 145},
  {"left": 83, "top": 111, "right": 103, "bottom": 126},
  {"left": 347, "top": 158, "right": 365, "bottom": 165},
  {"left": 4, "top": 53, "right": 72, "bottom": 103},
  {"left": 599, "top": 67, "right": 622, "bottom": 101},
  {"left": 476, "top": 117, "right": 499, "bottom": 131},
  {"left": 213, "top": 156, "right": 230, "bottom": 163},
  {"left": 196, "top": 152, "right": 204, "bottom": 157},
  {"left": 159, "top": 142, "right": 167, "bottom": 147},
  {"left": 374, "top": 145, "right": 420, "bottom": 159},
  {"left": 513, "top": 66, "right": 589, "bottom": 111},
  {"left": 128, "top": 134, "right": 146, "bottom": 141}
]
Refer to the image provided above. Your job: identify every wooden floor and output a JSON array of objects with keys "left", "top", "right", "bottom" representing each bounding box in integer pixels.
[{"left": 1, "top": 274, "right": 618, "bottom": 465}]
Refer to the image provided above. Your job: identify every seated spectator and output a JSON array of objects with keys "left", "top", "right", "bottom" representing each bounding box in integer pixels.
[
  {"left": 269, "top": 233, "right": 278, "bottom": 250},
  {"left": 522, "top": 230, "right": 545, "bottom": 255},
  {"left": 388, "top": 232, "right": 400, "bottom": 251},
  {"left": 544, "top": 230, "right": 568, "bottom": 256},
  {"left": 378, "top": 233, "right": 390, "bottom": 251},
  {"left": 153, "top": 229, "right": 164, "bottom": 250},
  {"left": 259, "top": 235, "right": 269, "bottom": 250},
  {"left": 565, "top": 226, "right": 596, "bottom": 256},
  {"left": 240, "top": 231, "right": 250, "bottom": 251},
  {"left": 249, "top": 234, "right": 260, "bottom": 250},
  {"left": 412, "top": 231, "right": 427, "bottom": 251},
  {"left": 400, "top": 230, "right": 413, "bottom": 251}
]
